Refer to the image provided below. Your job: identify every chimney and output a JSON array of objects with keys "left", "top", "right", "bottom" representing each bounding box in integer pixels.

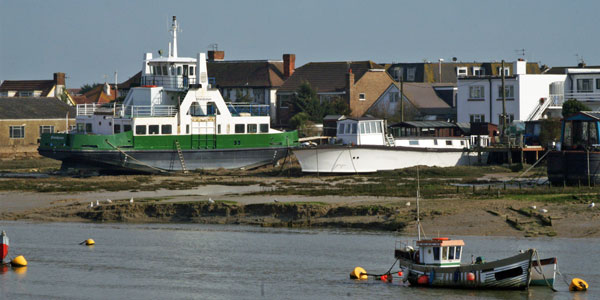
[
  {"left": 514, "top": 59, "right": 527, "bottom": 75},
  {"left": 283, "top": 54, "right": 295, "bottom": 78},
  {"left": 54, "top": 72, "right": 65, "bottom": 85},
  {"left": 103, "top": 82, "right": 111, "bottom": 96},
  {"left": 208, "top": 50, "right": 225, "bottom": 61}
]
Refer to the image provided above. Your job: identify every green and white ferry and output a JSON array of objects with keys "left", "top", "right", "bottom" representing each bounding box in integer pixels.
[{"left": 39, "top": 17, "right": 298, "bottom": 173}]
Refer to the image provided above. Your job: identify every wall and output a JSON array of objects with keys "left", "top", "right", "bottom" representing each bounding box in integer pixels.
[{"left": 0, "top": 118, "right": 76, "bottom": 157}]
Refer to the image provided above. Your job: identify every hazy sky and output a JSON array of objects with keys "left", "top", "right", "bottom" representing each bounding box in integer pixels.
[{"left": 1, "top": 0, "right": 598, "bottom": 88}]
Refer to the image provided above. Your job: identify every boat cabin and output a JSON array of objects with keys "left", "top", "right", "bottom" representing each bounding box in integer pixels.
[
  {"left": 336, "top": 117, "right": 386, "bottom": 146},
  {"left": 415, "top": 238, "right": 464, "bottom": 267},
  {"left": 560, "top": 111, "right": 600, "bottom": 150}
]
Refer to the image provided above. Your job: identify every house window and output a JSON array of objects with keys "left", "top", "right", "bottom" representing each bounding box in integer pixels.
[
  {"left": 260, "top": 124, "right": 269, "bottom": 133},
  {"left": 136, "top": 125, "right": 146, "bottom": 135},
  {"left": 0, "top": 92, "right": 8, "bottom": 97},
  {"left": 247, "top": 124, "right": 257, "bottom": 133},
  {"left": 39, "top": 125, "right": 54, "bottom": 135},
  {"left": 345, "top": 123, "right": 352, "bottom": 134},
  {"left": 9, "top": 126, "right": 24, "bottom": 139},
  {"left": 359, "top": 93, "right": 366, "bottom": 101},
  {"left": 469, "top": 86, "right": 485, "bottom": 99},
  {"left": 338, "top": 123, "right": 345, "bottom": 134},
  {"left": 497, "top": 85, "right": 515, "bottom": 99},
  {"left": 161, "top": 124, "right": 172, "bottom": 134},
  {"left": 497, "top": 67, "right": 510, "bottom": 76},
  {"left": 472, "top": 67, "right": 484, "bottom": 76},
  {"left": 392, "top": 67, "right": 403, "bottom": 81},
  {"left": 351, "top": 123, "right": 357, "bottom": 134},
  {"left": 389, "top": 92, "right": 399, "bottom": 103},
  {"left": 235, "top": 124, "right": 245, "bottom": 133},
  {"left": 577, "top": 79, "right": 593, "bottom": 93},
  {"left": 407, "top": 67, "right": 416, "bottom": 81},
  {"left": 360, "top": 123, "right": 365, "bottom": 134},
  {"left": 456, "top": 67, "right": 468, "bottom": 77},
  {"left": 19, "top": 91, "right": 33, "bottom": 97},
  {"left": 470, "top": 114, "right": 485, "bottom": 123},
  {"left": 498, "top": 113, "right": 515, "bottom": 124}
]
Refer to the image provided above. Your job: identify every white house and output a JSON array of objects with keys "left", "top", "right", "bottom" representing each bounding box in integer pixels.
[
  {"left": 546, "top": 68, "right": 600, "bottom": 115},
  {"left": 457, "top": 60, "right": 566, "bottom": 125}
]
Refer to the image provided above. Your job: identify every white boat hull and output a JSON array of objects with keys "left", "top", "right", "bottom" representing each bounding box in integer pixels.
[
  {"left": 293, "top": 146, "right": 485, "bottom": 173},
  {"left": 530, "top": 257, "right": 556, "bottom": 286}
]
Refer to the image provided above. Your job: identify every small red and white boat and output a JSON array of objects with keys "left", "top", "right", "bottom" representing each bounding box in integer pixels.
[{"left": 1, "top": 230, "right": 8, "bottom": 263}]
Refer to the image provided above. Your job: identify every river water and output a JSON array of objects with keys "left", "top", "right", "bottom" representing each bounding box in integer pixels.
[{"left": 0, "top": 221, "right": 597, "bottom": 300}]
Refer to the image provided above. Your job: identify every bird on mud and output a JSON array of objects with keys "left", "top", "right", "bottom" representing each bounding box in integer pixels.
[
  {"left": 106, "top": 199, "right": 112, "bottom": 203},
  {"left": 406, "top": 202, "right": 411, "bottom": 207},
  {"left": 274, "top": 199, "right": 279, "bottom": 203},
  {"left": 89, "top": 202, "right": 94, "bottom": 208},
  {"left": 96, "top": 200, "right": 100, "bottom": 206},
  {"left": 130, "top": 197, "right": 134, "bottom": 204},
  {"left": 530, "top": 205, "right": 536, "bottom": 210},
  {"left": 539, "top": 208, "right": 548, "bottom": 213},
  {"left": 208, "top": 198, "right": 215, "bottom": 204},
  {"left": 589, "top": 202, "right": 595, "bottom": 209}
]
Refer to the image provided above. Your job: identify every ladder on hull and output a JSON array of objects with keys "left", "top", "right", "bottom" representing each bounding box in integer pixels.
[{"left": 175, "top": 140, "right": 188, "bottom": 173}]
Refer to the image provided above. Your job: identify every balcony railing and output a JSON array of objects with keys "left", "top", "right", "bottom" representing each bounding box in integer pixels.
[
  {"left": 76, "top": 104, "right": 177, "bottom": 118},
  {"left": 563, "top": 92, "right": 600, "bottom": 102},
  {"left": 140, "top": 75, "right": 197, "bottom": 89},
  {"left": 226, "top": 103, "right": 270, "bottom": 116}
]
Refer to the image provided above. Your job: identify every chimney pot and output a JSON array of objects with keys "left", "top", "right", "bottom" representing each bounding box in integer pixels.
[{"left": 208, "top": 50, "right": 225, "bottom": 61}]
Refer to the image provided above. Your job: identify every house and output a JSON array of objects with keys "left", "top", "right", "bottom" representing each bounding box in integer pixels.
[
  {"left": 456, "top": 60, "right": 566, "bottom": 125},
  {"left": 544, "top": 63, "right": 600, "bottom": 114},
  {"left": 0, "top": 72, "right": 75, "bottom": 105},
  {"left": 386, "top": 61, "right": 542, "bottom": 83},
  {"left": 207, "top": 51, "right": 294, "bottom": 124},
  {"left": 276, "top": 61, "right": 396, "bottom": 127},
  {"left": 367, "top": 82, "right": 456, "bottom": 121},
  {"left": 0, "top": 97, "right": 76, "bottom": 158},
  {"left": 71, "top": 83, "right": 118, "bottom": 105}
]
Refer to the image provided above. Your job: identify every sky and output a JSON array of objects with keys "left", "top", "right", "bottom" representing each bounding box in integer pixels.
[{"left": 1, "top": 0, "right": 599, "bottom": 88}]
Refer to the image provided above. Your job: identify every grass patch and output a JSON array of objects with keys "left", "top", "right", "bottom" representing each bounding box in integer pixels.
[{"left": 282, "top": 201, "right": 328, "bottom": 206}]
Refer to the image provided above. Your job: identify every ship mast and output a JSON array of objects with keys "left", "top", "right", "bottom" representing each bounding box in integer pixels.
[
  {"left": 416, "top": 166, "right": 421, "bottom": 241},
  {"left": 170, "top": 16, "right": 178, "bottom": 58}
]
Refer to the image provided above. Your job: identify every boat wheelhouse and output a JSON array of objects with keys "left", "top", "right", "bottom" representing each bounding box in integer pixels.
[{"left": 39, "top": 17, "right": 297, "bottom": 173}]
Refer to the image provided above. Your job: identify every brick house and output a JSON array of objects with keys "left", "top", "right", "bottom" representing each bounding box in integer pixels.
[
  {"left": 275, "top": 61, "right": 396, "bottom": 127},
  {"left": 0, "top": 97, "right": 76, "bottom": 158},
  {"left": 0, "top": 72, "right": 75, "bottom": 105}
]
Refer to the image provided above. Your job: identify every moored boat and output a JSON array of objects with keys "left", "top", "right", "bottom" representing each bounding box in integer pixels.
[
  {"left": 531, "top": 257, "right": 557, "bottom": 287},
  {"left": 38, "top": 17, "right": 298, "bottom": 173}
]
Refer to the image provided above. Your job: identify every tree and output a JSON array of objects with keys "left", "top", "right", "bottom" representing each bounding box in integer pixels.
[
  {"left": 538, "top": 118, "right": 562, "bottom": 148},
  {"left": 290, "top": 82, "right": 352, "bottom": 123},
  {"left": 79, "top": 83, "right": 101, "bottom": 94},
  {"left": 562, "top": 99, "right": 590, "bottom": 118}
]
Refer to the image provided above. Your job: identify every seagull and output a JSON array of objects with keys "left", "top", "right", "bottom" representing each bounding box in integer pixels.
[
  {"left": 89, "top": 202, "right": 94, "bottom": 208},
  {"left": 106, "top": 199, "right": 112, "bottom": 203},
  {"left": 96, "top": 200, "right": 100, "bottom": 206},
  {"left": 274, "top": 199, "right": 279, "bottom": 203},
  {"left": 406, "top": 202, "right": 411, "bottom": 207},
  {"left": 530, "top": 205, "right": 536, "bottom": 210},
  {"left": 208, "top": 198, "right": 215, "bottom": 204},
  {"left": 589, "top": 202, "right": 595, "bottom": 208},
  {"left": 130, "top": 197, "right": 134, "bottom": 204},
  {"left": 539, "top": 208, "right": 548, "bottom": 213}
]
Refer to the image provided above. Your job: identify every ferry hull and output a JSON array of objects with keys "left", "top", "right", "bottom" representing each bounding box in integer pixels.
[
  {"left": 40, "top": 147, "right": 290, "bottom": 173},
  {"left": 293, "top": 145, "right": 481, "bottom": 173},
  {"left": 399, "top": 250, "right": 533, "bottom": 290}
]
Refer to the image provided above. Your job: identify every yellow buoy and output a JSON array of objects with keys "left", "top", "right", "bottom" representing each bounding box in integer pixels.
[
  {"left": 10, "top": 255, "right": 28, "bottom": 267},
  {"left": 569, "top": 278, "right": 588, "bottom": 291},
  {"left": 350, "top": 267, "right": 368, "bottom": 280},
  {"left": 85, "top": 239, "right": 95, "bottom": 246}
]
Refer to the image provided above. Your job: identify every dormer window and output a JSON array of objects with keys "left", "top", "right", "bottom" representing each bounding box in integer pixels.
[
  {"left": 473, "top": 67, "right": 484, "bottom": 76},
  {"left": 456, "top": 67, "right": 468, "bottom": 77},
  {"left": 497, "top": 67, "right": 510, "bottom": 76}
]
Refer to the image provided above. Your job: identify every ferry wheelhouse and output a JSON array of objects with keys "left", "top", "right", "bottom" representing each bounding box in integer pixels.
[{"left": 38, "top": 17, "right": 297, "bottom": 173}]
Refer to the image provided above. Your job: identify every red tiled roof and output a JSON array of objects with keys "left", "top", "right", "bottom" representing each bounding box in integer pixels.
[{"left": 278, "top": 61, "right": 384, "bottom": 93}]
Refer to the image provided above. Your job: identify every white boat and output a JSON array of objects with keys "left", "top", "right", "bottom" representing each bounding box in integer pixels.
[
  {"left": 293, "top": 117, "right": 485, "bottom": 173},
  {"left": 530, "top": 257, "right": 557, "bottom": 287}
]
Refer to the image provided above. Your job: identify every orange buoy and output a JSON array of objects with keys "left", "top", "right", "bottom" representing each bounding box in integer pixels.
[
  {"left": 467, "top": 272, "right": 475, "bottom": 281},
  {"left": 398, "top": 271, "right": 403, "bottom": 277},
  {"left": 417, "top": 275, "right": 429, "bottom": 285},
  {"left": 569, "top": 278, "right": 588, "bottom": 291}
]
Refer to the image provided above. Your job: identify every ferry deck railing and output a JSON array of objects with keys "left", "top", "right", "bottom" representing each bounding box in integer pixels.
[
  {"left": 76, "top": 104, "right": 177, "bottom": 118},
  {"left": 226, "top": 103, "right": 270, "bottom": 116}
]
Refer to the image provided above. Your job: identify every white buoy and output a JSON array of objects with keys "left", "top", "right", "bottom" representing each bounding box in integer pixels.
[
  {"left": 106, "top": 199, "right": 112, "bottom": 203},
  {"left": 130, "top": 197, "right": 134, "bottom": 204},
  {"left": 589, "top": 202, "right": 595, "bottom": 208},
  {"left": 208, "top": 198, "right": 215, "bottom": 204}
]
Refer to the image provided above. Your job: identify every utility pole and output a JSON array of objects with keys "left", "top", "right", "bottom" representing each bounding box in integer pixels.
[
  {"left": 400, "top": 73, "right": 404, "bottom": 122},
  {"left": 501, "top": 60, "right": 512, "bottom": 164}
]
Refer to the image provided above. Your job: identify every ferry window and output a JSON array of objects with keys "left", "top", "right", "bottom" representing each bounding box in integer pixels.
[
  {"left": 235, "top": 124, "right": 245, "bottom": 133},
  {"left": 352, "top": 123, "right": 357, "bottom": 134},
  {"left": 39, "top": 125, "right": 54, "bottom": 135},
  {"left": 433, "top": 247, "right": 440, "bottom": 260},
  {"left": 161, "top": 125, "right": 172, "bottom": 134},
  {"left": 360, "top": 123, "right": 365, "bottom": 134},
  {"left": 9, "top": 126, "right": 24, "bottom": 139},
  {"left": 190, "top": 66, "right": 195, "bottom": 76},
  {"left": 171, "top": 66, "right": 175, "bottom": 75},
  {"left": 377, "top": 122, "right": 382, "bottom": 133},
  {"left": 114, "top": 124, "right": 121, "bottom": 133},
  {"left": 156, "top": 66, "right": 162, "bottom": 75},
  {"left": 186, "top": 125, "right": 189, "bottom": 134},
  {"left": 247, "top": 124, "right": 257, "bottom": 133},
  {"left": 85, "top": 123, "right": 92, "bottom": 132},
  {"left": 136, "top": 125, "right": 146, "bottom": 135},
  {"left": 124, "top": 125, "right": 132, "bottom": 132},
  {"left": 409, "top": 140, "right": 419, "bottom": 145},
  {"left": 218, "top": 124, "right": 221, "bottom": 134},
  {"left": 338, "top": 123, "right": 345, "bottom": 134},
  {"left": 456, "top": 246, "right": 461, "bottom": 260},
  {"left": 77, "top": 123, "right": 85, "bottom": 133},
  {"left": 434, "top": 139, "right": 438, "bottom": 145},
  {"left": 149, "top": 125, "right": 159, "bottom": 135},
  {"left": 442, "top": 247, "right": 448, "bottom": 260},
  {"left": 260, "top": 124, "right": 268, "bottom": 133},
  {"left": 177, "top": 66, "right": 182, "bottom": 75},
  {"left": 449, "top": 246, "right": 455, "bottom": 260},
  {"left": 446, "top": 140, "right": 453, "bottom": 146},
  {"left": 162, "top": 66, "right": 168, "bottom": 76},
  {"left": 189, "top": 102, "right": 203, "bottom": 116},
  {"left": 460, "top": 141, "right": 465, "bottom": 146}
]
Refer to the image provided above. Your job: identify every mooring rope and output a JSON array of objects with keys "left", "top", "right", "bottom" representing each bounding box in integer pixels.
[
  {"left": 104, "top": 139, "right": 169, "bottom": 174},
  {"left": 363, "top": 258, "right": 400, "bottom": 277},
  {"left": 533, "top": 249, "right": 557, "bottom": 292}
]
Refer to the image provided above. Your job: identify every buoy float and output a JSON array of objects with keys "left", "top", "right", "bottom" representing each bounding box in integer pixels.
[
  {"left": 84, "top": 239, "right": 95, "bottom": 246},
  {"left": 569, "top": 278, "right": 588, "bottom": 291},
  {"left": 397, "top": 271, "right": 403, "bottom": 277},
  {"left": 417, "top": 275, "right": 429, "bottom": 285},
  {"left": 349, "top": 267, "right": 368, "bottom": 280},
  {"left": 467, "top": 272, "right": 475, "bottom": 281},
  {"left": 380, "top": 274, "right": 388, "bottom": 281},
  {"left": 10, "top": 255, "right": 27, "bottom": 267},
  {"left": 1, "top": 230, "right": 9, "bottom": 263}
]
